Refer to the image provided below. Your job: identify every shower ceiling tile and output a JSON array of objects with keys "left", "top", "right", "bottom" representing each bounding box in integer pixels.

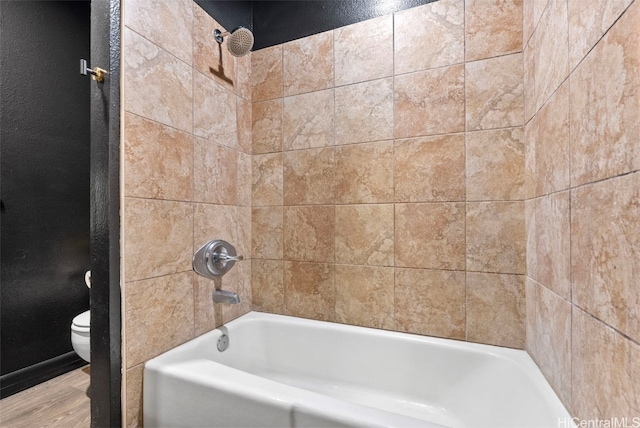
[
  {"left": 282, "top": 89, "right": 335, "bottom": 150},
  {"left": 465, "top": 0, "right": 523, "bottom": 62},
  {"left": 335, "top": 265, "right": 394, "bottom": 330},
  {"left": 394, "top": 134, "right": 465, "bottom": 202},
  {"left": 335, "top": 204, "right": 394, "bottom": 266},
  {"left": 394, "top": 65, "right": 465, "bottom": 139},
  {"left": 124, "top": 112, "right": 194, "bottom": 201},
  {"left": 283, "top": 31, "right": 334, "bottom": 96},
  {"left": 394, "top": 0, "right": 464, "bottom": 74},
  {"left": 251, "top": 45, "right": 283, "bottom": 102},
  {"left": 252, "top": 153, "right": 283, "bottom": 206},
  {"left": 466, "top": 201, "right": 525, "bottom": 274},
  {"left": 395, "top": 268, "right": 466, "bottom": 339},
  {"left": 251, "top": 207, "right": 284, "bottom": 259},
  {"left": 252, "top": 99, "right": 283, "bottom": 154},
  {"left": 193, "top": 4, "right": 237, "bottom": 93},
  {"left": 395, "top": 203, "right": 465, "bottom": 270},
  {"left": 283, "top": 147, "right": 335, "bottom": 205},
  {"left": 466, "top": 272, "right": 525, "bottom": 348},
  {"left": 335, "top": 141, "right": 394, "bottom": 204},
  {"left": 466, "top": 127, "right": 524, "bottom": 201},
  {"left": 334, "top": 15, "right": 393, "bottom": 86},
  {"left": 284, "top": 261, "right": 336, "bottom": 322},
  {"left": 335, "top": 78, "right": 394, "bottom": 146},
  {"left": 123, "top": 28, "right": 193, "bottom": 133},
  {"left": 124, "top": 0, "right": 193, "bottom": 65},
  {"left": 569, "top": 1, "right": 640, "bottom": 187},
  {"left": 283, "top": 206, "right": 335, "bottom": 263},
  {"left": 465, "top": 52, "right": 524, "bottom": 131}
]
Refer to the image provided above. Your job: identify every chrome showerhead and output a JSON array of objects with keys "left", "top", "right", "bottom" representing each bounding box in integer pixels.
[{"left": 214, "top": 26, "right": 254, "bottom": 57}]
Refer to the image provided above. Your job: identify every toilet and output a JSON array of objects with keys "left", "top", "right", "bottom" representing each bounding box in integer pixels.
[
  {"left": 71, "top": 270, "right": 91, "bottom": 362},
  {"left": 71, "top": 310, "right": 90, "bottom": 362}
]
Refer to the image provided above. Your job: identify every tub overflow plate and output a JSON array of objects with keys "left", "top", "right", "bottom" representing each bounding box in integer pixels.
[{"left": 217, "top": 334, "right": 229, "bottom": 352}]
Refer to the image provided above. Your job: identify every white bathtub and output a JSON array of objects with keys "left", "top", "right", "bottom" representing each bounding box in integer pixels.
[{"left": 144, "top": 312, "right": 571, "bottom": 427}]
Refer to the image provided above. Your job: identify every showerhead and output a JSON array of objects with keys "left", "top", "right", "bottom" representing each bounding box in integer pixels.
[{"left": 214, "top": 27, "right": 254, "bottom": 57}]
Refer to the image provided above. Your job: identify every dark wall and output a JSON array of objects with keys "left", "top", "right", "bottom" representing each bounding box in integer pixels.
[
  {"left": 252, "top": 0, "right": 438, "bottom": 49},
  {"left": 1, "top": 0, "right": 90, "bottom": 396},
  {"left": 195, "top": 0, "right": 438, "bottom": 50}
]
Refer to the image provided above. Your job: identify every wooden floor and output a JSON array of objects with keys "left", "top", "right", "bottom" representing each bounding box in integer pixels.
[{"left": 0, "top": 366, "right": 91, "bottom": 428}]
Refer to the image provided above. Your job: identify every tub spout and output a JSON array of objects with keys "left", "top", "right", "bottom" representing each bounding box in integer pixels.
[{"left": 213, "top": 289, "right": 240, "bottom": 304}]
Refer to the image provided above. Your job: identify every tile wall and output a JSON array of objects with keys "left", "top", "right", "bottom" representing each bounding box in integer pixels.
[
  {"left": 250, "top": 0, "right": 527, "bottom": 349},
  {"left": 121, "top": 0, "right": 252, "bottom": 425},
  {"left": 524, "top": 0, "right": 640, "bottom": 418}
]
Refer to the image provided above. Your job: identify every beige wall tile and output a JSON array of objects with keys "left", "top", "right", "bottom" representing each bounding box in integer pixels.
[
  {"left": 395, "top": 203, "right": 465, "bottom": 270},
  {"left": 394, "top": 0, "right": 464, "bottom": 74},
  {"left": 284, "top": 261, "right": 335, "bottom": 321},
  {"left": 334, "top": 15, "right": 393, "bottom": 86},
  {"left": 467, "top": 201, "right": 525, "bottom": 274},
  {"left": 283, "top": 89, "right": 334, "bottom": 150},
  {"left": 193, "top": 274, "right": 220, "bottom": 336},
  {"left": 395, "top": 134, "right": 465, "bottom": 202},
  {"left": 237, "top": 152, "right": 252, "bottom": 207},
  {"left": 283, "top": 31, "right": 333, "bottom": 96},
  {"left": 193, "top": 71, "right": 238, "bottom": 149},
  {"left": 236, "top": 53, "right": 252, "bottom": 101},
  {"left": 237, "top": 96, "right": 252, "bottom": 153},
  {"left": 251, "top": 207, "right": 283, "bottom": 259},
  {"left": 125, "top": 272, "right": 194, "bottom": 367},
  {"left": 466, "top": 53, "right": 524, "bottom": 131},
  {"left": 335, "top": 141, "right": 394, "bottom": 204},
  {"left": 572, "top": 306, "right": 640, "bottom": 420},
  {"left": 531, "top": 0, "right": 569, "bottom": 114},
  {"left": 251, "top": 45, "right": 283, "bottom": 102},
  {"left": 252, "top": 99, "right": 282, "bottom": 154},
  {"left": 525, "top": 278, "right": 572, "bottom": 408},
  {"left": 525, "top": 199, "right": 536, "bottom": 284},
  {"left": 252, "top": 153, "right": 283, "bottom": 206},
  {"left": 466, "top": 128, "right": 524, "bottom": 201},
  {"left": 124, "top": 0, "right": 193, "bottom": 65},
  {"left": 251, "top": 259, "right": 284, "bottom": 314},
  {"left": 284, "top": 206, "right": 335, "bottom": 262},
  {"left": 394, "top": 65, "right": 465, "bottom": 138},
  {"left": 335, "top": 204, "right": 394, "bottom": 266},
  {"left": 467, "top": 272, "right": 525, "bottom": 348},
  {"left": 571, "top": 173, "right": 640, "bottom": 343},
  {"left": 124, "top": 198, "right": 193, "bottom": 282},
  {"left": 523, "top": 0, "right": 549, "bottom": 46},
  {"left": 124, "top": 112, "right": 193, "bottom": 201},
  {"left": 123, "top": 28, "right": 192, "bottom": 133},
  {"left": 570, "top": 2, "right": 640, "bottom": 186},
  {"left": 523, "top": 38, "right": 537, "bottom": 123},
  {"left": 193, "top": 203, "right": 239, "bottom": 251},
  {"left": 527, "top": 80, "right": 570, "bottom": 197},
  {"left": 335, "top": 78, "right": 394, "bottom": 145},
  {"left": 125, "top": 364, "right": 144, "bottom": 428},
  {"left": 221, "top": 261, "right": 252, "bottom": 324},
  {"left": 465, "top": 0, "right": 523, "bottom": 62},
  {"left": 568, "top": 0, "right": 633, "bottom": 70},
  {"left": 523, "top": 118, "right": 536, "bottom": 200},
  {"left": 335, "top": 265, "right": 394, "bottom": 329},
  {"left": 530, "top": 192, "right": 571, "bottom": 299},
  {"left": 237, "top": 206, "right": 252, "bottom": 259},
  {"left": 395, "top": 268, "right": 466, "bottom": 339},
  {"left": 193, "top": 137, "right": 238, "bottom": 205},
  {"left": 283, "top": 148, "right": 335, "bottom": 205},
  {"left": 193, "top": 5, "right": 236, "bottom": 93}
]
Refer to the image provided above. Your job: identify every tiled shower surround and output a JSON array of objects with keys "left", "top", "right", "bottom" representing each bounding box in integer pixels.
[{"left": 120, "top": 0, "right": 639, "bottom": 425}]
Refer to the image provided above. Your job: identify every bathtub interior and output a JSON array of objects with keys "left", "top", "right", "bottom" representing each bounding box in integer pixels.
[{"left": 145, "top": 312, "right": 571, "bottom": 428}]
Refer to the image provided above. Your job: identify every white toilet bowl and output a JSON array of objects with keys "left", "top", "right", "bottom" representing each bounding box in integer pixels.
[{"left": 71, "top": 310, "right": 90, "bottom": 362}]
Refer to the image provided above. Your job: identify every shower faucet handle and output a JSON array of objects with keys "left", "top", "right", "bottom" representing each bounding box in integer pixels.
[{"left": 193, "top": 239, "right": 244, "bottom": 279}]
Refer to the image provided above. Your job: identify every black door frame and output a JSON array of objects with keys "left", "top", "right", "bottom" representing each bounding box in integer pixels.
[{"left": 89, "top": 0, "right": 121, "bottom": 426}]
